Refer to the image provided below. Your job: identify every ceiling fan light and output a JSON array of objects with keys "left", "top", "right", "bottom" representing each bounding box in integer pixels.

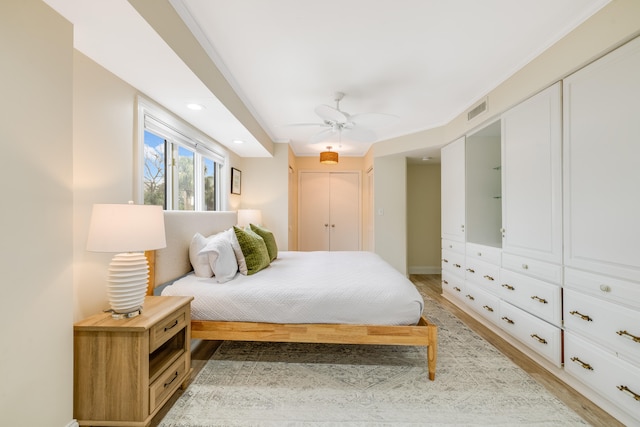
[{"left": 320, "top": 149, "right": 339, "bottom": 164}]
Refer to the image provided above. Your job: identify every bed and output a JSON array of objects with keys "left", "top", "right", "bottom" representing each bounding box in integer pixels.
[{"left": 146, "top": 211, "right": 437, "bottom": 380}]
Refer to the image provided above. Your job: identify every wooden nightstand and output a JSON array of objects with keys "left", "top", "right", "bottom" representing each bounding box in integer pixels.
[{"left": 74, "top": 296, "right": 194, "bottom": 427}]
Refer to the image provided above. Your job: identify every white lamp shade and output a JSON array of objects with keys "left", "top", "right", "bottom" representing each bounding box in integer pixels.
[
  {"left": 237, "top": 209, "right": 262, "bottom": 228},
  {"left": 86, "top": 204, "right": 166, "bottom": 253}
]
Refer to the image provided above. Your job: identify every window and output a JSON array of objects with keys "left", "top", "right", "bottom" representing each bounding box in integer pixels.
[{"left": 137, "top": 97, "right": 226, "bottom": 211}]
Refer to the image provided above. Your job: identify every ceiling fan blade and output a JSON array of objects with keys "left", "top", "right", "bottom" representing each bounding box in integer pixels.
[
  {"left": 309, "top": 128, "right": 338, "bottom": 144},
  {"left": 349, "top": 112, "right": 398, "bottom": 129},
  {"left": 315, "top": 104, "right": 348, "bottom": 123},
  {"left": 282, "top": 122, "right": 328, "bottom": 128},
  {"left": 341, "top": 127, "right": 377, "bottom": 143}
]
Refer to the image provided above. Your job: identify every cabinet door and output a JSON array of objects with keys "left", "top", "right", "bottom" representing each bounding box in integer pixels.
[
  {"left": 441, "top": 137, "right": 466, "bottom": 242},
  {"left": 298, "top": 172, "right": 330, "bottom": 251},
  {"left": 563, "top": 37, "right": 640, "bottom": 282},
  {"left": 329, "top": 172, "right": 361, "bottom": 251},
  {"left": 501, "top": 83, "right": 562, "bottom": 264}
]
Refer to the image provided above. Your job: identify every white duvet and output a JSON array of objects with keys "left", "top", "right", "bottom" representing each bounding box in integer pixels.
[{"left": 161, "top": 251, "right": 424, "bottom": 325}]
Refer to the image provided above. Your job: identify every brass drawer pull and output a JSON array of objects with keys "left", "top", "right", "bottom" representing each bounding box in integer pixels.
[
  {"left": 453, "top": 286, "right": 461, "bottom": 292},
  {"left": 466, "top": 268, "right": 475, "bottom": 273},
  {"left": 617, "top": 385, "right": 640, "bottom": 401},
  {"left": 442, "top": 280, "right": 449, "bottom": 285},
  {"left": 570, "top": 356, "right": 593, "bottom": 371},
  {"left": 531, "top": 295, "right": 548, "bottom": 304},
  {"left": 501, "top": 283, "right": 515, "bottom": 291},
  {"left": 616, "top": 330, "right": 640, "bottom": 343},
  {"left": 465, "top": 294, "right": 475, "bottom": 301},
  {"left": 164, "top": 371, "right": 179, "bottom": 388},
  {"left": 442, "top": 258, "right": 449, "bottom": 263},
  {"left": 164, "top": 319, "right": 179, "bottom": 332},
  {"left": 530, "top": 334, "right": 547, "bottom": 344},
  {"left": 569, "top": 310, "right": 592, "bottom": 322},
  {"left": 483, "top": 275, "right": 494, "bottom": 281},
  {"left": 482, "top": 305, "right": 494, "bottom": 312},
  {"left": 453, "top": 263, "right": 461, "bottom": 268},
  {"left": 501, "top": 316, "right": 514, "bottom": 325}
]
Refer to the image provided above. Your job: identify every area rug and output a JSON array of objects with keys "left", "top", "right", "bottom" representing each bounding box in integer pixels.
[{"left": 160, "top": 289, "right": 587, "bottom": 426}]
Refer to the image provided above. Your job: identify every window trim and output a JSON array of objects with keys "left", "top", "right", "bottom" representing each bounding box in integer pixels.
[{"left": 135, "top": 96, "right": 229, "bottom": 210}]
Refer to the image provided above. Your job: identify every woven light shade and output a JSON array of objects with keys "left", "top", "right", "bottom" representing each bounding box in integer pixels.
[{"left": 320, "top": 147, "right": 339, "bottom": 164}]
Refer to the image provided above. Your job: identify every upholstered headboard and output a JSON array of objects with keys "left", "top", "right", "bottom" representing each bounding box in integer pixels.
[{"left": 147, "top": 210, "right": 237, "bottom": 290}]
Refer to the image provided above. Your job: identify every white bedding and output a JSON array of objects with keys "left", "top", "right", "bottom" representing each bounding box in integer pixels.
[{"left": 161, "top": 251, "right": 424, "bottom": 325}]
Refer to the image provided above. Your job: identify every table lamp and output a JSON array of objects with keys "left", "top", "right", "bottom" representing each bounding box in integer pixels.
[
  {"left": 86, "top": 202, "right": 166, "bottom": 318},
  {"left": 237, "top": 209, "right": 262, "bottom": 228}
]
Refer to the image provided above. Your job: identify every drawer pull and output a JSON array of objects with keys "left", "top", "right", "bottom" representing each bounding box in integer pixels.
[
  {"left": 501, "top": 316, "right": 514, "bottom": 325},
  {"left": 465, "top": 294, "right": 475, "bottom": 301},
  {"left": 521, "top": 264, "right": 529, "bottom": 270},
  {"left": 617, "top": 385, "right": 640, "bottom": 401},
  {"left": 501, "top": 283, "right": 515, "bottom": 291},
  {"left": 569, "top": 357, "right": 593, "bottom": 371},
  {"left": 453, "top": 286, "right": 461, "bottom": 292},
  {"left": 482, "top": 305, "right": 494, "bottom": 312},
  {"left": 530, "top": 334, "right": 547, "bottom": 344},
  {"left": 466, "top": 268, "right": 475, "bottom": 273},
  {"left": 442, "top": 258, "right": 449, "bottom": 263},
  {"left": 164, "top": 371, "right": 179, "bottom": 388},
  {"left": 569, "top": 310, "right": 592, "bottom": 322},
  {"left": 483, "top": 275, "right": 494, "bottom": 281},
  {"left": 531, "top": 295, "right": 548, "bottom": 304},
  {"left": 616, "top": 330, "right": 640, "bottom": 343},
  {"left": 164, "top": 320, "right": 179, "bottom": 332},
  {"left": 442, "top": 280, "right": 449, "bottom": 285},
  {"left": 453, "top": 264, "right": 461, "bottom": 268}
]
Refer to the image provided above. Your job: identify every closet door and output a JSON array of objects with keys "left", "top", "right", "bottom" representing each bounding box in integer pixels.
[
  {"left": 501, "top": 82, "right": 562, "bottom": 264},
  {"left": 563, "top": 37, "right": 640, "bottom": 282},
  {"left": 298, "top": 172, "right": 360, "bottom": 251},
  {"left": 441, "top": 137, "right": 466, "bottom": 242}
]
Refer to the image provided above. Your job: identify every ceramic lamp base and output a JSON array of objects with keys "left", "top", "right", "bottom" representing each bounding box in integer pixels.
[{"left": 107, "top": 252, "right": 149, "bottom": 317}]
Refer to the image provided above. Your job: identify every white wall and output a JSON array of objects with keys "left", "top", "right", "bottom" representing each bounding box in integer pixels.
[
  {"left": 0, "top": 1, "right": 74, "bottom": 425},
  {"left": 407, "top": 163, "right": 441, "bottom": 273}
]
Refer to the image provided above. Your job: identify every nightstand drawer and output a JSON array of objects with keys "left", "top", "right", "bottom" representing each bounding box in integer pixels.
[
  {"left": 150, "top": 305, "right": 188, "bottom": 352},
  {"left": 150, "top": 353, "right": 188, "bottom": 412}
]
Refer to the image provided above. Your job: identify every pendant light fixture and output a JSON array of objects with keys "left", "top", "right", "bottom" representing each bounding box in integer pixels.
[{"left": 320, "top": 146, "right": 338, "bottom": 164}]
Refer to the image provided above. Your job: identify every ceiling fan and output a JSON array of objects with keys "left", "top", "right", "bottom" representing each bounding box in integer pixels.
[{"left": 289, "top": 92, "right": 398, "bottom": 144}]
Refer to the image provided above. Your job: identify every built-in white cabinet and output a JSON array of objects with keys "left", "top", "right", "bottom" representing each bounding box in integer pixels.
[
  {"left": 440, "top": 137, "right": 465, "bottom": 243},
  {"left": 298, "top": 171, "right": 361, "bottom": 251},
  {"left": 562, "top": 36, "right": 640, "bottom": 425},
  {"left": 501, "top": 82, "right": 562, "bottom": 265}
]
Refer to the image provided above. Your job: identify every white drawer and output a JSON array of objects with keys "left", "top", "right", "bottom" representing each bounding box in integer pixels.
[
  {"left": 465, "top": 257, "right": 500, "bottom": 291},
  {"left": 465, "top": 242, "right": 501, "bottom": 265},
  {"left": 442, "top": 238, "right": 465, "bottom": 255},
  {"left": 498, "top": 300, "right": 562, "bottom": 367},
  {"left": 442, "top": 271, "right": 465, "bottom": 305},
  {"left": 501, "top": 253, "right": 562, "bottom": 285},
  {"left": 564, "top": 289, "right": 640, "bottom": 366},
  {"left": 442, "top": 249, "right": 465, "bottom": 275},
  {"left": 498, "top": 269, "right": 562, "bottom": 327},
  {"left": 463, "top": 282, "right": 501, "bottom": 325},
  {"left": 565, "top": 332, "right": 640, "bottom": 424},
  {"left": 565, "top": 267, "right": 640, "bottom": 311}
]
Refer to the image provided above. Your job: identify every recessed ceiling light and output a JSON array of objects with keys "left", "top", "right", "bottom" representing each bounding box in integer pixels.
[
  {"left": 233, "top": 139, "right": 244, "bottom": 144},
  {"left": 187, "top": 103, "right": 204, "bottom": 111},
  {"left": 422, "top": 156, "right": 433, "bottom": 161}
]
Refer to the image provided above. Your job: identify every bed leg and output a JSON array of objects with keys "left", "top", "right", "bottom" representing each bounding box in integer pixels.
[{"left": 427, "top": 325, "right": 437, "bottom": 381}]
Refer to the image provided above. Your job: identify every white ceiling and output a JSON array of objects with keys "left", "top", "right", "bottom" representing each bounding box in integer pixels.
[{"left": 44, "top": 0, "right": 609, "bottom": 161}]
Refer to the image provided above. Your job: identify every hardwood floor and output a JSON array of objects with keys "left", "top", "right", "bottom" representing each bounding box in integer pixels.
[
  {"left": 411, "top": 274, "right": 623, "bottom": 427},
  {"left": 151, "top": 274, "right": 622, "bottom": 426}
]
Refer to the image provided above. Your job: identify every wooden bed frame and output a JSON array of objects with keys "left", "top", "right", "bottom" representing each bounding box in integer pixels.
[{"left": 146, "top": 211, "right": 437, "bottom": 380}]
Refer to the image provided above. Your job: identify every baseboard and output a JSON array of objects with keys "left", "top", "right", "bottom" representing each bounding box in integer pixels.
[
  {"left": 65, "top": 421, "right": 79, "bottom": 427},
  {"left": 408, "top": 266, "right": 441, "bottom": 274}
]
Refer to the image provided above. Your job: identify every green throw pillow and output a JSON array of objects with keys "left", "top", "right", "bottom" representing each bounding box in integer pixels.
[
  {"left": 250, "top": 223, "right": 278, "bottom": 261},
  {"left": 233, "top": 226, "right": 270, "bottom": 275}
]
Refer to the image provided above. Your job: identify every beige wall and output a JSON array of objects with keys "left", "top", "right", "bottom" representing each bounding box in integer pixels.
[
  {"left": 0, "top": 1, "right": 74, "bottom": 426},
  {"left": 407, "top": 164, "right": 441, "bottom": 273}
]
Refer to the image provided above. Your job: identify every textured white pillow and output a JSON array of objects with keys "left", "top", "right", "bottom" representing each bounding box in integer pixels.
[
  {"left": 224, "top": 227, "right": 248, "bottom": 275},
  {"left": 189, "top": 233, "right": 214, "bottom": 277},
  {"left": 200, "top": 235, "right": 238, "bottom": 283}
]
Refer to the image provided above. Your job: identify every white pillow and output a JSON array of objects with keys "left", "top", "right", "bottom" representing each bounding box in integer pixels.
[
  {"left": 224, "top": 228, "right": 248, "bottom": 275},
  {"left": 189, "top": 233, "right": 214, "bottom": 277},
  {"left": 199, "top": 235, "right": 238, "bottom": 283}
]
